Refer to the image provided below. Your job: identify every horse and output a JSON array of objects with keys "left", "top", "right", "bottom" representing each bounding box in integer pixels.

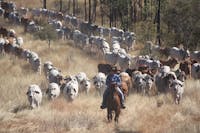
[{"left": 106, "top": 83, "right": 121, "bottom": 123}]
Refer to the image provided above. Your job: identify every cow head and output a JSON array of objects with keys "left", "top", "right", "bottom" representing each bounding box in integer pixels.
[
  {"left": 26, "top": 84, "right": 42, "bottom": 109},
  {"left": 64, "top": 79, "right": 79, "bottom": 101},
  {"left": 80, "top": 78, "right": 91, "bottom": 93},
  {"left": 47, "top": 83, "right": 60, "bottom": 100}
]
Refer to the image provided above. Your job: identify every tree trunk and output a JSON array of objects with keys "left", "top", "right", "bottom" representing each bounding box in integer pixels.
[
  {"left": 109, "top": 2, "right": 113, "bottom": 27},
  {"left": 73, "top": 0, "right": 75, "bottom": 15},
  {"left": 92, "top": 0, "right": 97, "bottom": 23},
  {"left": 88, "top": 0, "right": 91, "bottom": 23},
  {"left": 130, "top": 0, "right": 134, "bottom": 23},
  {"left": 144, "top": 0, "right": 147, "bottom": 20},
  {"left": 84, "top": 0, "right": 87, "bottom": 21},
  {"left": 156, "top": 0, "right": 161, "bottom": 46},
  {"left": 68, "top": 0, "right": 71, "bottom": 13},
  {"left": 100, "top": 1, "right": 104, "bottom": 25},
  {"left": 43, "top": 0, "right": 46, "bottom": 9},
  {"left": 133, "top": 1, "right": 137, "bottom": 23},
  {"left": 59, "top": 0, "right": 62, "bottom": 12}
]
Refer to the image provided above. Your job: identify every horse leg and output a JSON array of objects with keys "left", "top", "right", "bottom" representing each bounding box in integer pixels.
[
  {"left": 114, "top": 109, "right": 120, "bottom": 123},
  {"left": 107, "top": 109, "right": 112, "bottom": 122}
]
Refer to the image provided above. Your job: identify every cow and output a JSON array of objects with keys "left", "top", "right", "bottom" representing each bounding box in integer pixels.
[
  {"left": 160, "top": 58, "right": 178, "bottom": 68},
  {"left": 110, "top": 27, "right": 124, "bottom": 38},
  {"left": 155, "top": 71, "right": 177, "bottom": 93},
  {"left": 48, "top": 68, "right": 63, "bottom": 85},
  {"left": 0, "top": 26, "right": 8, "bottom": 37},
  {"left": 190, "top": 51, "right": 200, "bottom": 63},
  {"left": 13, "top": 37, "right": 24, "bottom": 46},
  {"left": 0, "top": 7, "right": 5, "bottom": 17},
  {"left": 179, "top": 60, "right": 191, "bottom": 78},
  {"left": 132, "top": 72, "right": 154, "bottom": 95},
  {"left": 93, "top": 72, "right": 107, "bottom": 96},
  {"left": 175, "top": 69, "right": 187, "bottom": 82},
  {"left": 119, "top": 72, "right": 132, "bottom": 96},
  {"left": 104, "top": 51, "right": 119, "bottom": 66},
  {"left": 117, "top": 54, "right": 131, "bottom": 71},
  {"left": 43, "top": 61, "right": 53, "bottom": 78},
  {"left": 75, "top": 72, "right": 91, "bottom": 93},
  {"left": 97, "top": 63, "right": 112, "bottom": 75},
  {"left": 28, "top": 52, "right": 41, "bottom": 74},
  {"left": 123, "top": 31, "right": 136, "bottom": 51},
  {"left": 191, "top": 63, "right": 200, "bottom": 79},
  {"left": 46, "top": 82, "right": 60, "bottom": 100},
  {"left": 169, "top": 47, "right": 190, "bottom": 61},
  {"left": 0, "top": 38, "right": 6, "bottom": 54},
  {"left": 170, "top": 79, "right": 184, "bottom": 104},
  {"left": 26, "top": 84, "right": 42, "bottom": 109},
  {"left": 63, "top": 76, "right": 79, "bottom": 101},
  {"left": 7, "top": 29, "right": 16, "bottom": 37}
]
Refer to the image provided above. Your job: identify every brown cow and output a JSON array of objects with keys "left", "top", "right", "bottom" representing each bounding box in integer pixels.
[
  {"left": 97, "top": 63, "right": 112, "bottom": 75},
  {"left": 160, "top": 58, "right": 178, "bottom": 68},
  {"left": 120, "top": 81, "right": 129, "bottom": 98},
  {"left": 0, "top": 27, "right": 8, "bottom": 37},
  {"left": 120, "top": 72, "right": 132, "bottom": 97},
  {"left": 106, "top": 83, "right": 121, "bottom": 123},
  {"left": 179, "top": 60, "right": 191, "bottom": 78},
  {"left": 14, "top": 46, "right": 24, "bottom": 58}
]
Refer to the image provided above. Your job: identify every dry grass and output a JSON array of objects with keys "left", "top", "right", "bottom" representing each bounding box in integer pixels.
[{"left": 0, "top": 14, "right": 200, "bottom": 133}]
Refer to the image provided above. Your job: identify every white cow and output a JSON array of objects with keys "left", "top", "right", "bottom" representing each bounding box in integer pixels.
[
  {"left": 191, "top": 63, "right": 200, "bottom": 79},
  {"left": 13, "top": 37, "right": 24, "bottom": 46},
  {"left": 169, "top": 47, "right": 190, "bottom": 61},
  {"left": 170, "top": 79, "right": 184, "bottom": 104},
  {"left": 93, "top": 72, "right": 106, "bottom": 95},
  {"left": 46, "top": 83, "right": 60, "bottom": 100},
  {"left": 26, "top": 84, "right": 42, "bottom": 109},
  {"left": 43, "top": 61, "right": 53, "bottom": 78},
  {"left": 117, "top": 54, "right": 131, "bottom": 71},
  {"left": 75, "top": 72, "right": 91, "bottom": 93},
  {"left": 8, "top": 29, "right": 16, "bottom": 37},
  {"left": 63, "top": 76, "right": 79, "bottom": 101},
  {"left": 104, "top": 51, "right": 119, "bottom": 66},
  {"left": 48, "top": 68, "right": 63, "bottom": 85},
  {"left": 123, "top": 31, "right": 136, "bottom": 51},
  {"left": 110, "top": 27, "right": 124, "bottom": 38}
]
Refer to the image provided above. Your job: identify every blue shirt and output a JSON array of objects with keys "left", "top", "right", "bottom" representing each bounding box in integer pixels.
[{"left": 106, "top": 74, "right": 121, "bottom": 87}]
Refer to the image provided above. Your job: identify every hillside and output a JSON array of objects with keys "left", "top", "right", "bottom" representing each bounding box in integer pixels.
[{"left": 0, "top": 16, "right": 200, "bottom": 133}]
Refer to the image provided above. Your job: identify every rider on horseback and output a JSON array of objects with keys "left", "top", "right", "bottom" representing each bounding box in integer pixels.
[{"left": 100, "top": 66, "right": 126, "bottom": 109}]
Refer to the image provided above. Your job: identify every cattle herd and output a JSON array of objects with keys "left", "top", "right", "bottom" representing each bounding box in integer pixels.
[{"left": 1, "top": 1, "right": 200, "bottom": 111}]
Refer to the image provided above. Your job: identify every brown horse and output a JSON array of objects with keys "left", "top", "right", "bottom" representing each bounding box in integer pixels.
[{"left": 106, "top": 83, "right": 121, "bottom": 123}]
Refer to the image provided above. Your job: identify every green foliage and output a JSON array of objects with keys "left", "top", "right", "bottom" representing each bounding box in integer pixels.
[
  {"left": 162, "top": 0, "right": 200, "bottom": 50},
  {"left": 34, "top": 23, "right": 57, "bottom": 42}
]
